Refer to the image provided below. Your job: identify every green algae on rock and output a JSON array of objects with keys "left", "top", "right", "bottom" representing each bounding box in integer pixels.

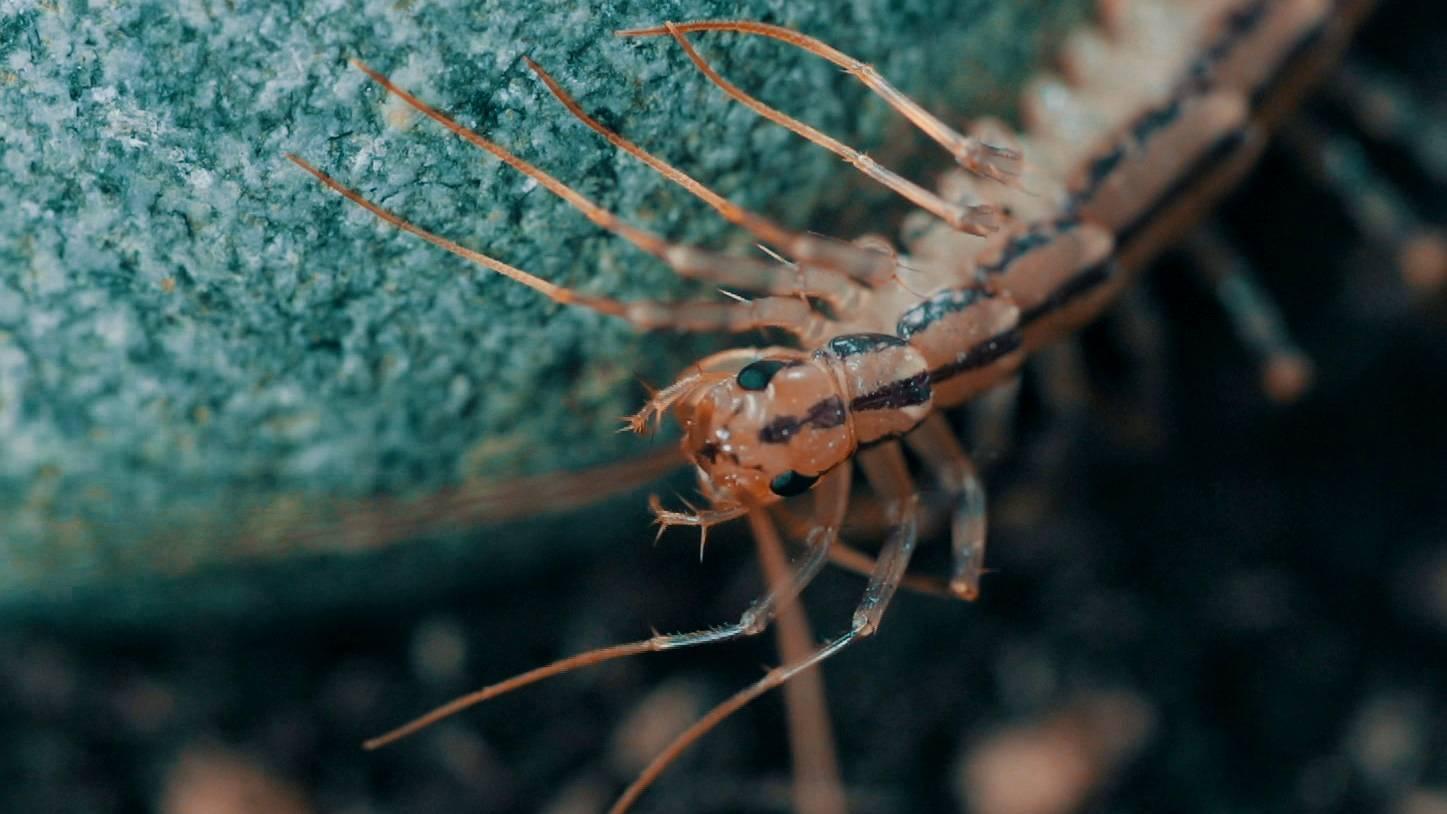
[{"left": 0, "top": 0, "right": 1089, "bottom": 621}]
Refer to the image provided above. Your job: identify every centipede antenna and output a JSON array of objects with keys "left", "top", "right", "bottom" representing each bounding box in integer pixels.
[
  {"left": 610, "top": 444, "right": 920, "bottom": 812},
  {"left": 286, "top": 154, "right": 621, "bottom": 317},
  {"left": 609, "top": 626, "right": 859, "bottom": 813},
  {"left": 619, "top": 19, "right": 1023, "bottom": 184},
  {"left": 636, "top": 23, "right": 1002, "bottom": 237},
  {"left": 363, "top": 640, "right": 660, "bottom": 750},
  {"left": 748, "top": 508, "right": 848, "bottom": 814}
]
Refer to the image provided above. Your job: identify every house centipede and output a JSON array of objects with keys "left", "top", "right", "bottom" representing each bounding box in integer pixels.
[{"left": 285, "top": 0, "right": 1431, "bottom": 810}]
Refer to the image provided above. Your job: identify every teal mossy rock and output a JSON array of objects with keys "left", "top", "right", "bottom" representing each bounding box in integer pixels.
[{"left": 0, "top": 0, "right": 1090, "bottom": 623}]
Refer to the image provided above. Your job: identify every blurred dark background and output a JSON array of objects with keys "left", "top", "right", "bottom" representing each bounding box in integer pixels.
[{"left": 3, "top": 2, "right": 1444, "bottom": 812}]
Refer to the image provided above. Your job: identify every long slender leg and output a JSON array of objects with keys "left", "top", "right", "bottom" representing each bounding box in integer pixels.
[
  {"left": 523, "top": 57, "right": 887, "bottom": 299},
  {"left": 1280, "top": 117, "right": 1447, "bottom": 294},
  {"left": 970, "top": 374, "right": 1022, "bottom": 464},
  {"left": 773, "top": 498, "right": 954, "bottom": 598},
  {"left": 361, "top": 467, "right": 850, "bottom": 751},
  {"left": 618, "top": 20, "right": 1023, "bottom": 184},
  {"left": 286, "top": 155, "right": 830, "bottom": 339},
  {"left": 663, "top": 466, "right": 852, "bottom": 642},
  {"left": 1109, "top": 279, "right": 1173, "bottom": 443},
  {"left": 632, "top": 24, "right": 1002, "bottom": 236},
  {"left": 346, "top": 59, "right": 865, "bottom": 305},
  {"left": 608, "top": 443, "right": 921, "bottom": 813},
  {"left": 620, "top": 294, "right": 832, "bottom": 339},
  {"left": 769, "top": 500, "right": 952, "bottom": 597},
  {"left": 1020, "top": 341, "right": 1092, "bottom": 511},
  {"left": 906, "top": 414, "right": 988, "bottom": 600},
  {"left": 827, "top": 541, "right": 953, "bottom": 598},
  {"left": 749, "top": 508, "right": 847, "bottom": 814},
  {"left": 1328, "top": 59, "right": 1447, "bottom": 185},
  {"left": 1184, "top": 222, "right": 1315, "bottom": 403}
]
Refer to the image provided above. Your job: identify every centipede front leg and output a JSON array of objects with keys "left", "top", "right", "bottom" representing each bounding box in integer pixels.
[{"left": 285, "top": 1, "right": 1443, "bottom": 810}]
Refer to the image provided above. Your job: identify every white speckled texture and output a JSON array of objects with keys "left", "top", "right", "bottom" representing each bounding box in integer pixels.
[{"left": 0, "top": 0, "right": 1088, "bottom": 615}]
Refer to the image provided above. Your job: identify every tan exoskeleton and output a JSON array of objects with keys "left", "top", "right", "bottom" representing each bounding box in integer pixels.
[{"left": 288, "top": 2, "right": 1380, "bottom": 809}]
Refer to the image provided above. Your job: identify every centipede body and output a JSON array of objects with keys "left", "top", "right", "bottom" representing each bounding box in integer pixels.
[
  {"left": 273, "top": 0, "right": 1447, "bottom": 811},
  {"left": 2, "top": 1, "right": 1440, "bottom": 813}
]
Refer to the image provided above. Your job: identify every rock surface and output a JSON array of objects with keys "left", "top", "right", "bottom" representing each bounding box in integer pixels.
[{"left": 0, "top": 0, "right": 1088, "bottom": 620}]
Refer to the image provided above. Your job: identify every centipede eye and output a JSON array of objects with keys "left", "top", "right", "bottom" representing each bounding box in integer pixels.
[
  {"left": 736, "top": 359, "right": 788, "bottom": 391},
  {"left": 769, "top": 470, "right": 819, "bottom": 497}
]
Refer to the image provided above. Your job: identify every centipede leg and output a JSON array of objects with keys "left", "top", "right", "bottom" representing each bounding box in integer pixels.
[
  {"left": 664, "top": 244, "right": 869, "bottom": 313},
  {"left": 1184, "top": 222, "right": 1316, "bottom": 403},
  {"left": 524, "top": 57, "right": 890, "bottom": 302},
  {"left": 970, "top": 374, "right": 1024, "bottom": 463},
  {"left": 1025, "top": 341, "right": 1093, "bottom": 499},
  {"left": 348, "top": 59, "right": 871, "bottom": 308},
  {"left": 770, "top": 494, "right": 953, "bottom": 598},
  {"left": 1107, "top": 280, "right": 1173, "bottom": 444},
  {"left": 640, "top": 24, "right": 1003, "bottom": 236},
  {"left": 619, "top": 20, "right": 1023, "bottom": 184},
  {"left": 362, "top": 468, "right": 849, "bottom": 752},
  {"left": 609, "top": 444, "right": 920, "bottom": 814},
  {"left": 906, "top": 415, "right": 989, "bottom": 601},
  {"left": 657, "top": 466, "right": 852, "bottom": 649},
  {"left": 1281, "top": 117, "right": 1447, "bottom": 294},
  {"left": 619, "top": 293, "right": 835, "bottom": 339},
  {"left": 749, "top": 507, "right": 847, "bottom": 814},
  {"left": 825, "top": 541, "right": 954, "bottom": 598},
  {"left": 290, "top": 155, "right": 834, "bottom": 339},
  {"left": 1328, "top": 59, "right": 1447, "bottom": 185}
]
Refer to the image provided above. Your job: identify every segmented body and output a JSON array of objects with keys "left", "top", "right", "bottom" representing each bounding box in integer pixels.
[
  {"left": 605, "top": 0, "right": 1373, "bottom": 550},
  {"left": 684, "top": 0, "right": 1366, "bottom": 477},
  {"left": 289, "top": 1, "right": 1385, "bottom": 810}
]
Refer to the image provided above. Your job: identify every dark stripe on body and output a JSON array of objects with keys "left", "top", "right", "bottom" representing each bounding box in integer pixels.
[
  {"left": 1187, "top": 0, "right": 1271, "bottom": 87},
  {"left": 1245, "top": 17, "right": 1329, "bottom": 109},
  {"left": 927, "top": 330, "right": 1024, "bottom": 383},
  {"left": 1130, "top": 97, "right": 1185, "bottom": 144},
  {"left": 897, "top": 288, "right": 990, "bottom": 339},
  {"left": 758, "top": 395, "right": 847, "bottom": 444},
  {"left": 1031, "top": 128, "right": 1246, "bottom": 327},
  {"left": 1112, "top": 128, "right": 1248, "bottom": 249},
  {"left": 850, "top": 371, "right": 932, "bottom": 412},
  {"left": 1071, "top": 3, "right": 1267, "bottom": 216},
  {"left": 1076, "top": 147, "right": 1127, "bottom": 204},
  {"left": 1185, "top": 0, "right": 1328, "bottom": 109},
  {"left": 1018, "top": 262, "right": 1116, "bottom": 326},
  {"left": 1010, "top": 3, "right": 1331, "bottom": 334},
  {"left": 976, "top": 217, "right": 1083, "bottom": 279},
  {"left": 1068, "top": 94, "right": 1188, "bottom": 208}
]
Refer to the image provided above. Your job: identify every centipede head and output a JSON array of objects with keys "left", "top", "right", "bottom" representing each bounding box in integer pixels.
[{"left": 668, "top": 352, "right": 854, "bottom": 515}]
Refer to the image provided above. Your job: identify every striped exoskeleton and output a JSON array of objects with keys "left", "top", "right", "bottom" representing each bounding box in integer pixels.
[{"left": 288, "top": 1, "right": 1378, "bottom": 810}]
